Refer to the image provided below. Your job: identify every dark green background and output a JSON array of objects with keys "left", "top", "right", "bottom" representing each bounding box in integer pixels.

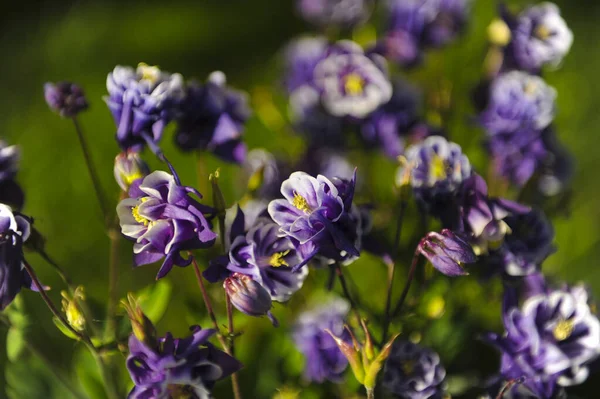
[{"left": 1, "top": 0, "right": 599, "bottom": 397}]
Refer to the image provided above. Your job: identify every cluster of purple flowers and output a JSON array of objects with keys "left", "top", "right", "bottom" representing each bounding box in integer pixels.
[{"left": 477, "top": 3, "right": 573, "bottom": 193}]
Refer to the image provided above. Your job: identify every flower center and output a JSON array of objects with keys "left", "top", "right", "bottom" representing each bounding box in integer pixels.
[
  {"left": 138, "top": 62, "right": 161, "bottom": 84},
  {"left": 402, "top": 360, "right": 416, "bottom": 375},
  {"left": 292, "top": 192, "right": 312, "bottom": 213},
  {"left": 131, "top": 197, "right": 151, "bottom": 226},
  {"left": 429, "top": 153, "right": 448, "bottom": 182},
  {"left": 124, "top": 171, "right": 144, "bottom": 187},
  {"left": 553, "top": 319, "right": 574, "bottom": 341},
  {"left": 269, "top": 250, "right": 291, "bottom": 267},
  {"left": 166, "top": 384, "right": 198, "bottom": 399},
  {"left": 535, "top": 24, "right": 551, "bottom": 41},
  {"left": 344, "top": 73, "right": 365, "bottom": 96}
]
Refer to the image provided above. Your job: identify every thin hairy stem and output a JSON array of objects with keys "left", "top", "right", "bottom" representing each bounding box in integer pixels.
[
  {"left": 392, "top": 246, "right": 422, "bottom": 318},
  {"left": 225, "top": 294, "right": 242, "bottom": 399},
  {"left": 105, "top": 223, "right": 120, "bottom": 339},
  {"left": 335, "top": 264, "right": 361, "bottom": 324}
]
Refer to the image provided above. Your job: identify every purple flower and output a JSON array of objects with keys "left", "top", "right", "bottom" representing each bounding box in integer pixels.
[
  {"left": 175, "top": 72, "right": 250, "bottom": 164},
  {"left": 418, "top": 229, "right": 476, "bottom": 276},
  {"left": 283, "top": 36, "right": 328, "bottom": 93},
  {"left": 455, "top": 173, "right": 530, "bottom": 252},
  {"left": 0, "top": 140, "right": 19, "bottom": 182},
  {"left": 479, "top": 71, "right": 556, "bottom": 135},
  {"left": 508, "top": 2, "right": 573, "bottom": 72},
  {"left": 114, "top": 151, "right": 150, "bottom": 192},
  {"left": 126, "top": 325, "right": 242, "bottom": 399},
  {"left": 268, "top": 171, "right": 360, "bottom": 265},
  {"left": 223, "top": 273, "right": 277, "bottom": 326},
  {"left": 496, "top": 210, "right": 555, "bottom": 277},
  {"left": 486, "top": 285, "right": 600, "bottom": 398},
  {"left": 360, "top": 79, "right": 421, "bottom": 159},
  {"left": 383, "top": 340, "right": 446, "bottom": 399},
  {"left": 116, "top": 171, "right": 216, "bottom": 279},
  {"left": 488, "top": 131, "right": 548, "bottom": 187},
  {"left": 291, "top": 40, "right": 392, "bottom": 119},
  {"left": 204, "top": 207, "right": 309, "bottom": 302},
  {"left": 296, "top": 0, "right": 372, "bottom": 29},
  {"left": 44, "top": 82, "right": 89, "bottom": 118},
  {"left": 293, "top": 298, "right": 352, "bottom": 383},
  {"left": 397, "top": 136, "right": 471, "bottom": 208},
  {"left": 104, "top": 63, "right": 185, "bottom": 150},
  {"left": 0, "top": 204, "right": 39, "bottom": 310}
]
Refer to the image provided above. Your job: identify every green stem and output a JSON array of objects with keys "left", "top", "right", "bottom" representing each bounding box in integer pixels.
[
  {"left": 89, "top": 344, "right": 120, "bottom": 399},
  {"left": 367, "top": 387, "right": 375, "bottom": 399},
  {"left": 105, "top": 223, "right": 120, "bottom": 340},
  {"left": 391, "top": 246, "right": 422, "bottom": 318},
  {"left": 335, "top": 264, "right": 361, "bottom": 324},
  {"left": 225, "top": 294, "right": 242, "bottom": 399}
]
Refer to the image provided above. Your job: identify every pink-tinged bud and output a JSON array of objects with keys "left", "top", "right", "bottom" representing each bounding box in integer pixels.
[
  {"left": 418, "top": 229, "right": 476, "bottom": 277},
  {"left": 325, "top": 327, "right": 365, "bottom": 385},
  {"left": 122, "top": 293, "right": 158, "bottom": 350},
  {"left": 224, "top": 273, "right": 277, "bottom": 326},
  {"left": 114, "top": 151, "right": 149, "bottom": 191},
  {"left": 364, "top": 333, "right": 400, "bottom": 390}
]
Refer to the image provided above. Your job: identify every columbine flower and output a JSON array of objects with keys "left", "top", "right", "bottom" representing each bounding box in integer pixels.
[
  {"left": 479, "top": 71, "right": 556, "bottom": 135},
  {"left": 360, "top": 79, "right": 421, "bottom": 159},
  {"left": 495, "top": 210, "right": 555, "bottom": 276},
  {"left": 104, "top": 63, "right": 185, "bottom": 150},
  {"left": 114, "top": 151, "right": 149, "bottom": 192},
  {"left": 296, "top": 0, "right": 372, "bottom": 29},
  {"left": 397, "top": 136, "right": 471, "bottom": 209},
  {"left": 418, "top": 229, "right": 476, "bottom": 276},
  {"left": 243, "top": 149, "right": 283, "bottom": 199},
  {"left": 205, "top": 206, "right": 309, "bottom": 302},
  {"left": 507, "top": 2, "right": 573, "bottom": 72},
  {"left": 126, "top": 325, "right": 242, "bottom": 399},
  {"left": 175, "top": 71, "right": 250, "bottom": 164},
  {"left": 486, "top": 285, "right": 600, "bottom": 398},
  {"left": 0, "top": 140, "right": 19, "bottom": 183},
  {"left": 116, "top": 171, "right": 216, "bottom": 279},
  {"left": 291, "top": 41, "right": 392, "bottom": 119},
  {"left": 293, "top": 298, "right": 352, "bottom": 383},
  {"left": 383, "top": 340, "right": 446, "bottom": 399},
  {"left": 0, "top": 204, "right": 38, "bottom": 310},
  {"left": 44, "top": 81, "right": 89, "bottom": 118},
  {"left": 283, "top": 36, "right": 328, "bottom": 93},
  {"left": 224, "top": 273, "right": 278, "bottom": 326},
  {"left": 268, "top": 171, "right": 360, "bottom": 264}
]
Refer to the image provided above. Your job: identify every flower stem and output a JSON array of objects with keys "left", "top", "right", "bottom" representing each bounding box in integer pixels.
[
  {"left": 105, "top": 223, "right": 120, "bottom": 340},
  {"left": 190, "top": 255, "right": 241, "bottom": 399},
  {"left": 496, "top": 377, "right": 526, "bottom": 399},
  {"left": 391, "top": 245, "right": 422, "bottom": 318},
  {"left": 335, "top": 264, "right": 361, "bottom": 324},
  {"left": 367, "top": 387, "right": 375, "bottom": 399},
  {"left": 71, "top": 117, "right": 109, "bottom": 224},
  {"left": 225, "top": 294, "right": 242, "bottom": 399},
  {"left": 381, "top": 199, "right": 407, "bottom": 344}
]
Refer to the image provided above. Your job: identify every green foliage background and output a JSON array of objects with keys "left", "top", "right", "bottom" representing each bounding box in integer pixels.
[{"left": 1, "top": 0, "right": 599, "bottom": 397}]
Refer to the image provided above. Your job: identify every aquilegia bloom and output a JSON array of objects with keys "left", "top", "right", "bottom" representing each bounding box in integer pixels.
[
  {"left": 175, "top": 71, "right": 250, "bottom": 164},
  {"left": 126, "top": 325, "right": 242, "bottom": 399},
  {"left": 293, "top": 298, "right": 352, "bottom": 383},
  {"left": 0, "top": 204, "right": 39, "bottom": 310},
  {"left": 383, "top": 340, "right": 446, "bottom": 399},
  {"left": 105, "top": 63, "right": 185, "bottom": 150},
  {"left": 44, "top": 81, "right": 89, "bottom": 118},
  {"left": 0, "top": 140, "right": 19, "bottom": 183},
  {"left": 117, "top": 171, "right": 216, "bottom": 279},
  {"left": 268, "top": 171, "right": 360, "bottom": 265},
  {"left": 486, "top": 284, "right": 600, "bottom": 398},
  {"left": 296, "top": 0, "right": 372, "bottom": 29},
  {"left": 506, "top": 2, "right": 573, "bottom": 72}
]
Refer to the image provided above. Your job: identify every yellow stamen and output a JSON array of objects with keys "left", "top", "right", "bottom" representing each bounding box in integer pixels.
[
  {"left": 430, "top": 153, "right": 448, "bottom": 181},
  {"left": 553, "top": 319, "right": 574, "bottom": 341},
  {"left": 292, "top": 192, "right": 312, "bottom": 213},
  {"left": 132, "top": 197, "right": 151, "bottom": 226},
  {"left": 269, "top": 250, "right": 291, "bottom": 267},
  {"left": 402, "top": 360, "right": 416, "bottom": 375},
  {"left": 124, "top": 172, "right": 144, "bottom": 187},
  {"left": 138, "top": 62, "right": 161, "bottom": 83},
  {"left": 344, "top": 73, "right": 365, "bottom": 96},
  {"left": 535, "top": 24, "right": 551, "bottom": 41}
]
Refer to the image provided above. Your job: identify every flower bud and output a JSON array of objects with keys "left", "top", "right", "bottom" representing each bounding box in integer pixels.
[
  {"left": 44, "top": 82, "right": 88, "bottom": 118},
  {"left": 224, "top": 273, "right": 277, "bottom": 326},
  {"left": 60, "top": 286, "right": 86, "bottom": 332},
  {"left": 114, "top": 151, "right": 149, "bottom": 191},
  {"left": 418, "top": 229, "right": 476, "bottom": 276},
  {"left": 122, "top": 293, "right": 157, "bottom": 349}
]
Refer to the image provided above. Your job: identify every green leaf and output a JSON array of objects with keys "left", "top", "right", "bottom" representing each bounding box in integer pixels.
[
  {"left": 52, "top": 317, "right": 80, "bottom": 340},
  {"left": 137, "top": 279, "right": 173, "bottom": 324},
  {"left": 74, "top": 346, "right": 108, "bottom": 399},
  {"left": 6, "top": 328, "right": 25, "bottom": 362}
]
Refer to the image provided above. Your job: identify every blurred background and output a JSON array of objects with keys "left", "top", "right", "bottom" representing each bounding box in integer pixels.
[{"left": 1, "top": 0, "right": 600, "bottom": 397}]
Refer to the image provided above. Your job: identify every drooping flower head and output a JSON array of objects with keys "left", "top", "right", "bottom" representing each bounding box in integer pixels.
[
  {"left": 175, "top": 71, "right": 250, "bottom": 164},
  {"left": 117, "top": 171, "right": 216, "bottom": 279},
  {"left": 397, "top": 136, "right": 471, "bottom": 209},
  {"left": 223, "top": 273, "right": 278, "bottom": 326},
  {"left": 204, "top": 207, "right": 309, "bottom": 303},
  {"left": 291, "top": 41, "right": 392, "bottom": 120},
  {"left": 0, "top": 204, "right": 39, "bottom": 310},
  {"left": 268, "top": 170, "right": 360, "bottom": 265},
  {"left": 44, "top": 81, "right": 89, "bottom": 118},
  {"left": 507, "top": 2, "right": 573, "bottom": 72},
  {"left": 105, "top": 63, "right": 185, "bottom": 150},
  {"left": 126, "top": 325, "right": 242, "bottom": 399},
  {"left": 293, "top": 298, "right": 352, "bottom": 383},
  {"left": 296, "top": 0, "right": 373, "bottom": 29},
  {"left": 114, "top": 151, "right": 150, "bottom": 192},
  {"left": 479, "top": 71, "right": 556, "bottom": 135},
  {"left": 383, "top": 340, "right": 446, "bottom": 399},
  {"left": 486, "top": 284, "right": 600, "bottom": 398}
]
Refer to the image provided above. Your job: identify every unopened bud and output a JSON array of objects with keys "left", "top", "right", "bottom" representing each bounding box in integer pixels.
[
  {"left": 60, "top": 286, "right": 86, "bottom": 332},
  {"left": 122, "top": 293, "right": 157, "bottom": 348},
  {"left": 224, "top": 273, "right": 277, "bottom": 326},
  {"left": 419, "top": 229, "right": 476, "bottom": 277},
  {"left": 114, "top": 151, "right": 149, "bottom": 191}
]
